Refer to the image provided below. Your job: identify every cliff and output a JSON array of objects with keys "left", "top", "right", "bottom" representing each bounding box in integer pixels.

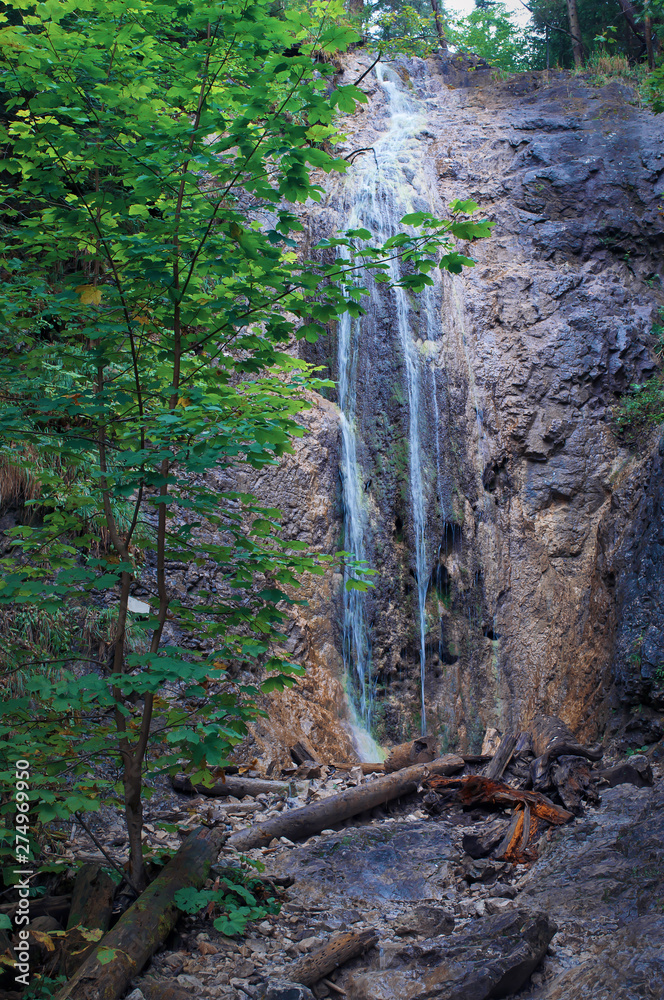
[{"left": 253, "top": 52, "right": 664, "bottom": 756}]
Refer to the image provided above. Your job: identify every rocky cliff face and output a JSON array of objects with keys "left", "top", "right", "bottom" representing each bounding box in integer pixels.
[{"left": 257, "top": 53, "right": 664, "bottom": 756}]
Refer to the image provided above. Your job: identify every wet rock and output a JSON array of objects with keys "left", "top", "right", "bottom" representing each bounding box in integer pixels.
[
  {"left": 598, "top": 757, "right": 654, "bottom": 788},
  {"left": 515, "top": 782, "right": 664, "bottom": 996},
  {"left": 347, "top": 909, "right": 556, "bottom": 999},
  {"left": 393, "top": 904, "right": 454, "bottom": 937},
  {"left": 260, "top": 981, "right": 316, "bottom": 1000}
]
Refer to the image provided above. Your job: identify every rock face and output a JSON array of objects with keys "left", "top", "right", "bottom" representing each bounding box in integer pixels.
[
  {"left": 267, "top": 53, "right": 664, "bottom": 753},
  {"left": 348, "top": 909, "right": 556, "bottom": 1000},
  {"left": 241, "top": 53, "right": 664, "bottom": 759},
  {"left": 517, "top": 782, "right": 664, "bottom": 998}
]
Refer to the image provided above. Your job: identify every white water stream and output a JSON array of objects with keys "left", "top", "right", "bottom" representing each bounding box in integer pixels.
[{"left": 338, "top": 64, "right": 440, "bottom": 740}]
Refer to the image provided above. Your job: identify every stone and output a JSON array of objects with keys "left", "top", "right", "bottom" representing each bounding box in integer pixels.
[
  {"left": 347, "top": 909, "right": 556, "bottom": 999},
  {"left": 260, "top": 981, "right": 316, "bottom": 1000},
  {"left": 176, "top": 974, "right": 204, "bottom": 989},
  {"left": 393, "top": 904, "right": 454, "bottom": 937},
  {"left": 598, "top": 760, "right": 654, "bottom": 788},
  {"left": 532, "top": 915, "right": 664, "bottom": 999}
]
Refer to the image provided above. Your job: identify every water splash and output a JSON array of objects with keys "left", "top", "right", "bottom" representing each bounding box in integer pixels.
[{"left": 337, "top": 62, "right": 439, "bottom": 737}]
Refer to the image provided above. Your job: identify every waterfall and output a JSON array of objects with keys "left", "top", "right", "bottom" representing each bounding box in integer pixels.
[
  {"left": 338, "top": 302, "right": 373, "bottom": 725},
  {"left": 337, "top": 62, "right": 438, "bottom": 739}
]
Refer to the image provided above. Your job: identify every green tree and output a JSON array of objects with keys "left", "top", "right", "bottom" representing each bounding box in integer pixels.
[
  {"left": 527, "top": 0, "right": 663, "bottom": 69},
  {"left": 447, "top": 2, "right": 535, "bottom": 71},
  {"left": 0, "top": 0, "right": 490, "bottom": 891}
]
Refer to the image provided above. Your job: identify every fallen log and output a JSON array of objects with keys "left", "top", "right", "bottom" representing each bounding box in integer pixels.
[
  {"left": 384, "top": 736, "right": 437, "bottom": 773},
  {"left": 329, "top": 762, "right": 385, "bottom": 774},
  {"left": 483, "top": 732, "right": 518, "bottom": 780},
  {"left": 462, "top": 754, "right": 493, "bottom": 765},
  {"left": 61, "top": 863, "right": 115, "bottom": 977},
  {"left": 493, "top": 803, "right": 535, "bottom": 862},
  {"left": 425, "top": 775, "right": 574, "bottom": 825},
  {"left": 0, "top": 895, "right": 71, "bottom": 924},
  {"left": 54, "top": 826, "right": 226, "bottom": 1000},
  {"left": 285, "top": 929, "right": 378, "bottom": 987},
  {"left": 227, "top": 755, "right": 465, "bottom": 852},
  {"left": 171, "top": 773, "right": 291, "bottom": 798}
]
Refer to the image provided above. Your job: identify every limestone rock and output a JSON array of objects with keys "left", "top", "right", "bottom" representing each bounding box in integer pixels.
[{"left": 347, "top": 909, "right": 557, "bottom": 999}]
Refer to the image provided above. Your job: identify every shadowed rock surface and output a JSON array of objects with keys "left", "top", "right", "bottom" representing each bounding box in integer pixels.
[{"left": 347, "top": 909, "right": 556, "bottom": 1000}]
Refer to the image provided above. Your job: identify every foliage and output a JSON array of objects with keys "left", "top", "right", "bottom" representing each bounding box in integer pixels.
[
  {"left": 614, "top": 374, "right": 664, "bottom": 440},
  {"left": 614, "top": 309, "right": 664, "bottom": 441},
  {"left": 0, "top": 0, "right": 490, "bottom": 889},
  {"left": 446, "top": 3, "right": 535, "bottom": 72},
  {"left": 368, "top": 2, "right": 440, "bottom": 56},
  {"left": 174, "top": 861, "right": 280, "bottom": 936}
]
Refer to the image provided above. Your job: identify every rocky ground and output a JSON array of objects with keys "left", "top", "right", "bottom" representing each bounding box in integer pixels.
[{"left": 64, "top": 737, "right": 661, "bottom": 1000}]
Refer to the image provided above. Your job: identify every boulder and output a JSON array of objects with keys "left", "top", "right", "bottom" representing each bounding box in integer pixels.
[
  {"left": 347, "top": 909, "right": 556, "bottom": 999},
  {"left": 393, "top": 905, "right": 454, "bottom": 937}
]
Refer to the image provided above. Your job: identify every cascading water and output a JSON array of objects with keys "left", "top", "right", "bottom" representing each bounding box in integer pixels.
[
  {"left": 337, "top": 62, "right": 441, "bottom": 739},
  {"left": 338, "top": 303, "right": 373, "bottom": 726}
]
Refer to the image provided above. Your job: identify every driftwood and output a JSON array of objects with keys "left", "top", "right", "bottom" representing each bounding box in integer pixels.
[
  {"left": 285, "top": 929, "right": 378, "bottom": 987},
  {"left": 227, "top": 755, "right": 465, "bottom": 852},
  {"left": 483, "top": 732, "right": 518, "bottom": 780},
  {"left": 54, "top": 826, "right": 226, "bottom": 1000},
  {"left": 529, "top": 715, "right": 602, "bottom": 789},
  {"left": 550, "top": 756, "right": 600, "bottom": 813},
  {"left": 171, "top": 773, "right": 291, "bottom": 798},
  {"left": 384, "top": 736, "right": 437, "bottom": 773},
  {"left": 493, "top": 803, "right": 534, "bottom": 862},
  {"left": 62, "top": 863, "right": 115, "bottom": 976},
  {"left": 425, "top": 775, "right": 574, "bottom": 825}
]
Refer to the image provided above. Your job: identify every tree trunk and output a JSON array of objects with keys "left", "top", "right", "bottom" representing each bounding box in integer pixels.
[
  {"left": 54, "top": 826, "right": 226, "bottom": 1000},
  {"left": 482, "top": 732, "right": 517, "bottom": 780},
  {"left": 172, "top": 773, "right": 292, "bottom": 797},
  {"left": 616, "top": 0, "right": 646, "bottom": 44},
  {"left": 645, "top": 15, "right": 655, "bottom": 69},
  {"left": 565, "top": 0, "right": 584, "bottom": 67},
  {"left": 347, "top": 0, "right": 364, "bottom": 14},
  {"left": 430, "top": 0, "right": 447, "bottom": 49},
  {"left": 426, "top": 774, "right": 574, "bottom": 825},
  {"left": 61, "top": 864, "right": 115, "bottom": 977},
  {"left": 123, "top": 754, "right": 146, "bottom": 891},
  {"left": 227, "top": 755, "right": 464, "bottom": 852},
  {"left": 285, "top": 929, "right": 378, "bottom": 987}
]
